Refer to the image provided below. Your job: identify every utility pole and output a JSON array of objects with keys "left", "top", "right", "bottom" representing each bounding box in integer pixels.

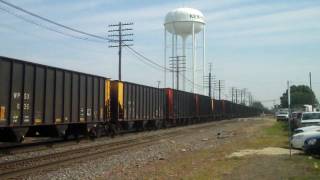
[
  {"left": 169, "top": 56, "right": 186, "bottom": 90},
  {"left": 108, "top": 22, "right": 134, "bottom": 81},
  {"left": 288, "top": 81, "right": 291, "bottom": 110},
  {"left": 169, "top": 56, "right": 176, "bottom": 89},
  {"left": 208, "top": 63, "right": 212, "bottom": 97},
  {"left": 240, "top": 89, "right": 243, "bottom": 104},
  {"left": 212, "top": 75, "right": 216, "bottom": 98},
  {"left": 235, "top": 89, "right": 238, "bottom": 104},
  {"left": 176, "top": 56, "right": 179, "bottom": 90},
  {"left": 247, "top": 92, "right": 251, "bottom": 105},
  {"left": 251, "top": 94, "right": 254, "bottom": 105},
  {"left": 213, "top": 79, "right": 223, "bottom": 100},
  {"left": 231, "top": 87, "right": 234, "bottom": 103},
  {"left": 243, "top": 88, "right": 247, "bottom": 105},
  {"left": 247, "top": 91, "right": 252, "bottom": 106},
  {"left": 287, "top": 80, "right": 292, "bottom": 157},
  {"left": 252, "top": 94, "right": 254, "bottom": 105},
  {"left": 203, "top": 63, "right": 214, "bottom": 98},
  {"left": 157, "top": 81, "right": 161, "bottom": 88},
  {"left": 309, "top": 72, "right": 312, "bottom": 90},
  {"left": 218, "top": 80, "right": 221, "bottom": 100}
]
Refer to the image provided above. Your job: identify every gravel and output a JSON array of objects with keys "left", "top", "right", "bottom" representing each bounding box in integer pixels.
[{"left": 0, "top": 127, "right": 181, "bottom": 163}]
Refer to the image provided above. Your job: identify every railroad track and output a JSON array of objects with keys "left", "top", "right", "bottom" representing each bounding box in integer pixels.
[
  {"left": 0, "top": 118, "right": 243, "bottom": 179},
  {"left": 0, "top": 130, "right": 186, "bottom": 179},
  {"left": 0, "top": 136, "right": 112, "bottom": 156},
  {"left": 0, "top": 138, "right": 76, "bottom": 156},
  {"left": 0, "top": 118, "right": 236, "bottom": 155}
]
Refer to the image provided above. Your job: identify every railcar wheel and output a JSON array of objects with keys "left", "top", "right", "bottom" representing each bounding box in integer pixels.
[
  {"left": 74, "top": 133, "right": 80, "bottom": 143},
  {"left": 109, "top": 123, "right": 117, "bottom": 138},
  {"left": 127, "top": 122, "right": 135, "bottom": 131},
  {"left": 89, "top": 127, "right": 97, "bottom": 140},
  {"left": 96, "top": 125, "right": 103, "bottom": 138},
  {"left": 154, "top": 120, "right": 161, "bottom": 130},
  {"left": 162, "top": 120, "right": 168, "bottom": 129},
  {"left": 142, "top": 120, "right": 148, "bottom": 131}
]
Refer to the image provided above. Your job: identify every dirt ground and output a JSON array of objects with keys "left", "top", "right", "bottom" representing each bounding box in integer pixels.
[{"left": 102, "top": 117, "right": 320, "bottom": 180}]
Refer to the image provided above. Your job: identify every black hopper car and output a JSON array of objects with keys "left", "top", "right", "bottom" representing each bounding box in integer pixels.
[{"left": 0, "top": 56, "right": 261, "bottom": 142}]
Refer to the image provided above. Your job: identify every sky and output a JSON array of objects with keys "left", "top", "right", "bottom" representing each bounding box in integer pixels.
[{"left": 0, "top": 0, "right": 320, "bottom": 108}]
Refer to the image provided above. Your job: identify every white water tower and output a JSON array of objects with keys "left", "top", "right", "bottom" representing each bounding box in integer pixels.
[{"left": 164, "top": 7, "right": 206, "bottom": 93}]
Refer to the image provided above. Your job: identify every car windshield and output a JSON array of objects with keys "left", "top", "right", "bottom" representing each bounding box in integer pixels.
[
  {"left": 302, "top": 113, "right": 320, "bottom": 120},
  {"left": 279, "top": 112, "right": 288, "bottom": 115}
]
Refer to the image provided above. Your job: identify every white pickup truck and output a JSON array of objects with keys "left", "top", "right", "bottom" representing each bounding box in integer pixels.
[{"left": 276, "top": 109, "right": 289, "bottom": 121}]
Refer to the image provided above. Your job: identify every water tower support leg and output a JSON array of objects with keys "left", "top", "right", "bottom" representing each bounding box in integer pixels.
[
  {"left": 182, "top": 37, "right": 186, "bottom": 91},
  {"left": 192, "top": 22, "right": 195, "bottom": 93},
  {"left": 203, "top": 26, "right": 206, "bottom": 95},
  {"left": 172, "top": 34, "right": 175, "bottom": 89},
  {"left": 164, "top": 29, "right": 167, "bottom": 88},
  {"left": 175, "top": 35, "right": 179, "bottom": 90}
]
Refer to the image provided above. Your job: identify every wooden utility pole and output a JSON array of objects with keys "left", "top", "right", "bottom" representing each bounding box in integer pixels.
[
  {"left": 157, "top": 81, "right": 161, "bottom": 88},
  {"left": 208, "top": 63, "right": 212, "bottom": 97},
  {"left": 218, "top": 80, "right": 221, "bottom": 100},
  {"left": 235, "top": 89, "right": 238, "bottom": 104},
  {"left": 169, "top": 56, "right": 186, "bottom": 90},
  {"left": 108, "top": 22, "right": 133, "bottom": 81},
  {"left": 231, "top": 87, "right": 234, "bottom": 103},
  {"left": 309, "top": 72, "right": 312, "bottom": 90},
  {"left": 243, "top": 88, "right": 247, "bottom": 105}
]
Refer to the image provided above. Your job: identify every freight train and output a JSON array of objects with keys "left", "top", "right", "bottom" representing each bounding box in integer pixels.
[{"left": 0, "top": 56, "right": 261, "bottom": 142}]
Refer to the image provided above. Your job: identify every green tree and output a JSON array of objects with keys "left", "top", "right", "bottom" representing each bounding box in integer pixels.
[
  {"left": 280, "top": 85, "right": 318, "bottom": 108},
  {"left": 251, "top": 101, "right": 264, "bottom": 109},
  {"left": 250, "top": 101, "right": 270, "bottom": 113}
]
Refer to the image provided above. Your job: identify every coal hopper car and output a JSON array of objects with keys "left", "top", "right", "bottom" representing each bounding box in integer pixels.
[
  {"left": 0, "top": 56, "right": 111, "bottom": 142},
  {"left": 110, "top": 81, "right": 165, "bottom": 131},
  {"left": 165, "top": 88, "right": 198, "bottom": 126}
]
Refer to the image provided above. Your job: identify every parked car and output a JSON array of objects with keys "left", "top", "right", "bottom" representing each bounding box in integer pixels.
[
  {"left": 303, "top": 136, "right": 320, "bottom": 155},
  {"left": 276, "top": 111, "right": 289, "bottom": 121},
  {"left": 300, "top": 112, "right": 320, "bottom": 127},
  {"left": 291, "top": 130, "right": 320, "bottom": 149},
  {"left": 294, "top": 125, "right": 320, "bottom": 134}
]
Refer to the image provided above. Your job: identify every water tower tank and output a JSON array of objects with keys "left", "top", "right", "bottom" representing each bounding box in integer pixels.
[
  {"left": 163, "top": 7, "right": 206, "bottom": 94},
  {"left": 164, "top": 7, "right": 205, "bottom": 38}
]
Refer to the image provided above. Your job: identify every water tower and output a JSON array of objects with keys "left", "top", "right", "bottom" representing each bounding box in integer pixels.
[{"left": 164, "top": 7, "right": 205, "bottom": 93}]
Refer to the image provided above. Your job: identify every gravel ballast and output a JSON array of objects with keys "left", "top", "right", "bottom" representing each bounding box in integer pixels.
[{"left": 0, "top": 118, "right": 263, "bottom": 180}]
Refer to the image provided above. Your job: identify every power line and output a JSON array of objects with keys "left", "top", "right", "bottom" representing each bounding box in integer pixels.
[
  {"left": 0, "top": 21, "right": 109, "bottom": 56},
  {"left": 125, "top": 46, "right": 204, "bottom": 88},
  {"left": 125, "top": 47, "right": 165, "bottom": 71},
  {"left": 0, "top": 3, "right": 164, "bottom": 70},
  {"left": 0, "top": 0, "right": 204, "bottom": 90},
  {"left": 125, "top": 46, "right": 169, "bottom": 71},
  {"left": 0, "top": 0, "right": 107, "bottom": 41},
  {"left": 0, "top": 6, "right": 105, "bottom": 44}
]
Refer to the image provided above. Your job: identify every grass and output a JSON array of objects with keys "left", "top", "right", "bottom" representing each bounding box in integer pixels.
[
  {"left": 187, "top": 119, "right": 320, "bottom": 179},
  {"left": 265, "top": 121, "right": 289, "bottom": 136},
  {"left": 120, "top": 118, "right": 320, "bottom": 179},
  {"left": 251, "top": 120, "right": 290, "bottom": 148}
]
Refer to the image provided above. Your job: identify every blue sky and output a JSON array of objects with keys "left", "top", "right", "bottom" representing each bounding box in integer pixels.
[{"left": 0, "top": 0, "right": 320, "bottom": 107}]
